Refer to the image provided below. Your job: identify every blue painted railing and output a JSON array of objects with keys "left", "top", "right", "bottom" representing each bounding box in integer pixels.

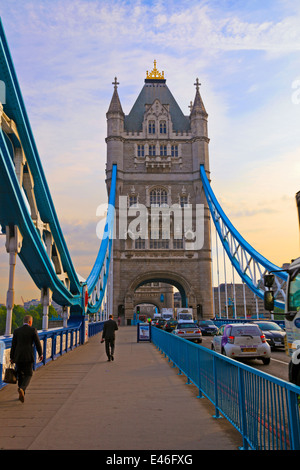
[
  {"left": 0, "top": 320, "right": 104, "bottom": 389},
  {"left": 151, "top": 327, "right": 300, "bottom": 450}
]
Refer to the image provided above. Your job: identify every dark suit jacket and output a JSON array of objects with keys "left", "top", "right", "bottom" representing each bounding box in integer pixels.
[
  {"left": 10, "top": 324, "right": 42, "bottom": 363},
  {"left": 102, "top": 319, "right": 118, "bottom": 340}
]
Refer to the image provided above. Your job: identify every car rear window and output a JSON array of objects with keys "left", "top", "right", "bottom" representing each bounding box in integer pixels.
[
  {"left": 178, "top": 323, "right": 197, "bottom": 329},
  {"left": 230, "top": 325, "right": 261, "bottom": 336}
]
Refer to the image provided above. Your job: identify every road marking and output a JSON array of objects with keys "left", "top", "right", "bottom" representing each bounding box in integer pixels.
[{"left": 271, "top": 358, "right": 289, "bottom": 365}]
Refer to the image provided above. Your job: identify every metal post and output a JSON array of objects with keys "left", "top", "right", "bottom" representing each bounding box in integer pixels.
[
  {"left": 216, "top": 230, "right": 221, "bottom": 318},
  {"left": 232, "top": 266, "right": 237, "bottom": 319},
  {"left": 223, "top": 248, "right": 229, "bottom": 318},
  {"left": 210, "top": 217, "right": 216, "bottom": 319},
  {"left": 243, "top": 282, "right": 247, "bottom": 319}
]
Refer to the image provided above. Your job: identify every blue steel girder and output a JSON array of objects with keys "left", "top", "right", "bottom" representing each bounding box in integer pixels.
[
  {"left": 200, "top": 165, "right": 288, "bottom": 310},
  {"left": 86, "top": 164, "right": 117, "bottom": 313},
  {"left": 0, "top": 19, "right": 81, "bottom": 299},
  {"left": 0, "top": 128, "right": 82, "bottom": 306},
  {"left": 0, "top": 19, "right": 117, "bottom": 316}
]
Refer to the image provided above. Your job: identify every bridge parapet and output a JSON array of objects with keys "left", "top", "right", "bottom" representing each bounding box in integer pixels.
[{"left": 0, "top": 320, "right": 104, "bottom": 390}]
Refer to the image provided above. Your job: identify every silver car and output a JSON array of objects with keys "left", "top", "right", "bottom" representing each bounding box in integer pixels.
[{"left": 172, "top": 322, "right": 202, "bottom": 343}]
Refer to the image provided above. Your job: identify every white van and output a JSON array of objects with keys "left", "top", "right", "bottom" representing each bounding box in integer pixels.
[{"left": 177, "top": 308, "right": 194, "bottom": 324}]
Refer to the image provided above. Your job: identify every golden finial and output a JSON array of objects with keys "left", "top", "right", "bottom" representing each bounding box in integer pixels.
[{"left": 146, "top": 60, "right": 165, "bottom": 80}]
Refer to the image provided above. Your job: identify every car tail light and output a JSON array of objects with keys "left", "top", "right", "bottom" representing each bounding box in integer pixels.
[
  {"left": 195, "top": 330, "right": 201, "bottom": 334},
  {"left": 228, "top": 336, "right": 235, "bottom": 344},
  {"left": 260, "top": 334, "right": 266, "bottom": 343},
  {"left": 178, "top": 330, "right": 184, "bottom": 334}
]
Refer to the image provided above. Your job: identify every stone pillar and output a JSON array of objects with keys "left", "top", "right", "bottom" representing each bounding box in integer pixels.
[
  {"left": 41, "top": 287, "right": 52, "bottom": 330},
  {"left": 4, "top": 226, "right": 23, "bottom": 336}
]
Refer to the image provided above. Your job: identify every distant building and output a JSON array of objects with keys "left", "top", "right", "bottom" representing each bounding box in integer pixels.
[
  {"left": 23, "top": 299, "right": 40, "bottom": 310},
  {"left": 213, "top": 284, "right": 265, "bottom": 318}
]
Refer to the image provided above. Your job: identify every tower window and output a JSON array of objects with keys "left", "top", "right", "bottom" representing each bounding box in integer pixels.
[
  {"left": 150, "top": 188, "right": 168, "bottom": 206},
  {"left": 149, "top": 145, "right": 156, "bottom": 156},
  {"left": 173, "top": 239, "right": 184, "bottom": 249},
  {"left": 135, "top": 238, "right": 145, "bottom": 249},
  {"left": 180, "top": 195, "right": 188, "bottom": 207},
  {"left": 148, "top": 121, "right": 155, "bottom": 134},
  {"left": 137, "top": 145, "right": 144, "bottom": 157},
  {"left": 160, "top": 121, "right": 166, "bottom": 134},
  {"left": 171, "top": 145, "right": 178, "bottom": 157},
  {"left": 129, "top": 195, "right": 138, "bottom": 207},
  {"left": 160, "top": 145, "right": 167, "bottom": 156}
]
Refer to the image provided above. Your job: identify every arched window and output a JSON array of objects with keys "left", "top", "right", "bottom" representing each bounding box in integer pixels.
[{"left": 150, "top": 187, "right": 168, "bottom": 206}]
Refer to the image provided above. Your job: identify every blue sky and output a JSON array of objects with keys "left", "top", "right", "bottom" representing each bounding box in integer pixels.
[{"left": 0, "top": 0, "right": 299, "bottom": 303}]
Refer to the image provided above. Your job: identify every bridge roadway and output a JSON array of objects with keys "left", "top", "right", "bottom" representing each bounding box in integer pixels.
[{"left": 0, "top": 326, "right": 242, "bottom": 451}]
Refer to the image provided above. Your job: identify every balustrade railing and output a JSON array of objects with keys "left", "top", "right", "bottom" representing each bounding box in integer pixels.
[
  {"left": 0, "top": 320, "right": 104, "bottom": 389},
  {"left": 151, "top": 327, "right": 300, "bottom": 450}
]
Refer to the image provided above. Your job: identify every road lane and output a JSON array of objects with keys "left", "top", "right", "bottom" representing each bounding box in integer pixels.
[{"left": 200, "top": 336, "right": 290, "bottom": 382}]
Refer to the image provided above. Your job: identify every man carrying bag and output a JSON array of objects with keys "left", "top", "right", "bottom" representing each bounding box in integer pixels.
[{"left": 10, "top": 315, "right": 43, "bottom": 402}]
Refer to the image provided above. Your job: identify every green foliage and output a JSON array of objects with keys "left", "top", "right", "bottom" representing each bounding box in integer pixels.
[{"left": 0, "top": 304, "right": 61, "bottom": 335}]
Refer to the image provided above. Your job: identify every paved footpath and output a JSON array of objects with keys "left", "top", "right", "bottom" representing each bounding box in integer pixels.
[{"left": 0, "top": 326, "right": 242, "bottom": 450}]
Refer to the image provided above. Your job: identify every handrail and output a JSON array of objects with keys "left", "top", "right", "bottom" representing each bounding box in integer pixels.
[
  {"left": 0, "top": 320, "right": 105, "bottom": 389},
  {"left": 152, "top": 327, "right": 300, "bottom": 450}
]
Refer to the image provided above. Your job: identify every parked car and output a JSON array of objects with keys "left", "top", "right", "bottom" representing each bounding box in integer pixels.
[
  {"left": 164, "top": 320, "right": 178, "bottom": 332},
  {"left": 172, "top": 322, "right": 202, "bottom": 343},
  {"left": 211, "top": 323, "right": 271, "bottom": 364},
  {"left": 154, "top": 319, "right": 166, "bottom": 329},
  {"left": 198, "top": 320, "right": 219, "bottom": 336},
  {"left": 253, "top": 321, "right": 286, "bottom": 350}
]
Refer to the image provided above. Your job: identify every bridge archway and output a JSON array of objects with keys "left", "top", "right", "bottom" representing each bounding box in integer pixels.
[{"left": 122, "top": 271, "right": 196, "bottom": 323}]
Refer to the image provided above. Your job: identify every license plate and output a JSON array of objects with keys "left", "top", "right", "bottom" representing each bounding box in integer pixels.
[
  {"left": 187, "top": 331, "right": 194, "bottom": 334},
  {"left": 241, "top": 348, "right": 256, "bottom": 352}
]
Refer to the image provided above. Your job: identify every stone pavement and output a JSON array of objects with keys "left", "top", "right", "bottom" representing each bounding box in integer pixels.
[{"left": 0, "top": 326, "right": 242, "bottom": 450}]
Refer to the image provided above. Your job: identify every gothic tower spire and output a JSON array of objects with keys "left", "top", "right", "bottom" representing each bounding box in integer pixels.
[{"left": 106, "top": 77, "right": 125, "bottom": 171}]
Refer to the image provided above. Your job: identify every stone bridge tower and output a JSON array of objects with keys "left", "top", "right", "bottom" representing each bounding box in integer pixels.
[{"left": 105, "top": 62, "right": 213, "bottom": 324}]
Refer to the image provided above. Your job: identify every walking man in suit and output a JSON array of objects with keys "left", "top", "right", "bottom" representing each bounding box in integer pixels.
[
  {"left": 101, "top": 314, "right": 118, "bottom": 361},
  {"left": 10, "top": 315, "right": 43, "bottom": 402}
]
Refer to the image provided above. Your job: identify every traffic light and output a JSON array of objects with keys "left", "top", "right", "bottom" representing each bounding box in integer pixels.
[
  {"left": 264, "top": 291, "right": 274, "bottom": 311},
  {"left": 264, "top": 274, "right": 274, "bottom": 288},
  {"left": 136, "top": 306, "right": 140, "bottom": 315}
]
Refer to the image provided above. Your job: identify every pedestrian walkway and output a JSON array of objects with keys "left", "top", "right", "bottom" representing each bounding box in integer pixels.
[{"left": 0, "top": 326, "right": 242, "bottom": 450}]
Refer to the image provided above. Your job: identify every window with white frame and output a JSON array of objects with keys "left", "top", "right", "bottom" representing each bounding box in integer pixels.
[
  {"left": 171, "top": 145, "right": 178, "bottom": 157},
  {"left": 148, "top": 120, "right": 155, "bottom": 134},
  {"left": 149, "top": 144, "right": 156, "bottom": 156},
  {"left": 180, "top": 195, "right": 188, "bottom": 207},
  {"left": 173, "top": 239, "right": 184, "bottom": 249},
  {"left": 159, "top": 121, "right": 166, "bottom": 134},
  {"left": 129, "top": 195, "right": 138, "bottom": 207},
  {"left": 137, "top": 144, "right": 144, "bottom": 157},
  {"left": 150, "top": 188, "right": 168, "bottom": 206},
  {"left": 135, "top": 238, "right": 145, "bottom": 249},
  {"left": 160, "top": 145, "right": 167, "bottom": 156}
]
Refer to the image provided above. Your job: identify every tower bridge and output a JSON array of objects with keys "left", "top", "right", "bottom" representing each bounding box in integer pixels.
[{"left": 0, "top": 20, "right": 299, "bottom": 451}]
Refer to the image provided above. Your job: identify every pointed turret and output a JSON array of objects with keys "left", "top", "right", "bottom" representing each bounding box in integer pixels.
[
  {"left": 106, "top": 77, "right": 124, "bottom": 136},
  {"left": 190, "top": 78, "right": 209, "bottom": 171},
  {"left": 190, "top": 78, "right": 208, "bottom": 136},
  {"left": 106, "top": 77, "right": 124, "bottom": 172},
  {"left": 191, "top": 78, "right": 208, "bottom": 117},
  {"left": 107, "top": 77, "right": 124, "bottom": 115}
]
